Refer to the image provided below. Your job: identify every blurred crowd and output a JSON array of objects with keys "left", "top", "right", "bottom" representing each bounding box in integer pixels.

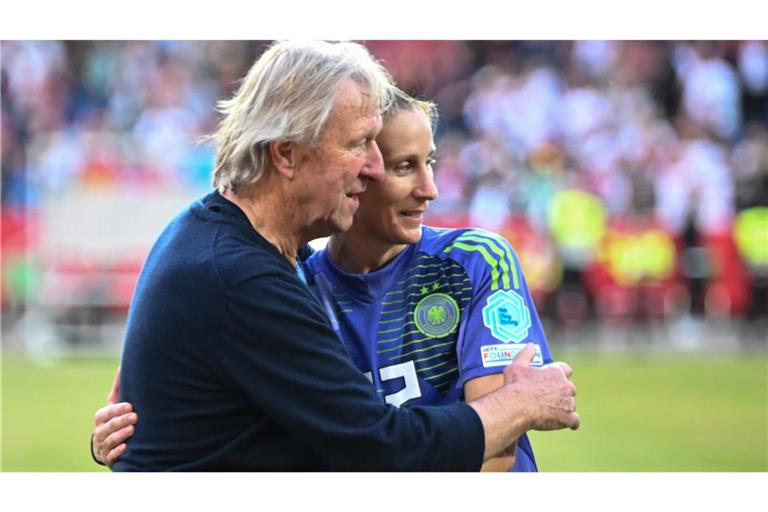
[{"left": 2, "top": 41, "right": 767, "bottom": 344}]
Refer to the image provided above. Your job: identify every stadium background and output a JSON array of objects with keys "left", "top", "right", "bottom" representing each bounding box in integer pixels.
[{"left": 1, "top": 40, "right": 766, "bottom": 471}]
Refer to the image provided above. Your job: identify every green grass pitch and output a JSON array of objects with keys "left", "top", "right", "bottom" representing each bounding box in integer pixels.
[
  {"left": 2, "top": 352, "right": 766, "bottom": 471},
  {"left": 528, "top": 351, "right": 768, "bottom": 471}
]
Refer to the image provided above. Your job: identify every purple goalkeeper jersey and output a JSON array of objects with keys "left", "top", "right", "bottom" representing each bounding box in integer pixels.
[{"left": 305, "top": 226, "right": 553, "bottom": 472}]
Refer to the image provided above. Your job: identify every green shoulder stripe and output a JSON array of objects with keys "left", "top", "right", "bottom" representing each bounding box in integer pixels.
[
  {"left": 443, "top": 242, "right": 503, "bottom": 290},
  {"left": 461, "top": 230, "right": 519, "bottom": 289},
  {"left": 442, "top": 231, "right": 519, "bottom": 290}
]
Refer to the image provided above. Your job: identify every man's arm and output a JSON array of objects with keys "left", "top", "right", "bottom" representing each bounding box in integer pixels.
[
  {"left": 92, "top": 268, "right": 578, "bottom": 471},
  {"left": 92, "top": 344, "right": 579, "bottom": 469},
  {"left": 92, "top": 344, "right": 578, "bottom": 469},
  {"left": 220, "top": 272, "right": 579, "bottom": 469}
]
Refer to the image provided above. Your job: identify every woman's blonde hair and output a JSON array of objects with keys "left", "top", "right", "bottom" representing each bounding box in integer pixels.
[{"left": 384, "top": 88, "right": 438, "bottom": 129}]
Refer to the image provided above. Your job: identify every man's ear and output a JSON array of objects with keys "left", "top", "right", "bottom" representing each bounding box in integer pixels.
[{"left": 268, "top": 140, "right": 298, "bottom": 179}]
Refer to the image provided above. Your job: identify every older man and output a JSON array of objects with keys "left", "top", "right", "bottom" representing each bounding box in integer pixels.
[{"left": 100, "top": 41, "right": 579, "bottom": 471}]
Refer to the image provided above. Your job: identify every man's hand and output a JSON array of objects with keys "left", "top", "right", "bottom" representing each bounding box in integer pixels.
[
  {"left": 503, "top": 344, "right": 580, "bottom": 432},
  {"left": 468, "top": 344, "right": 580, "bottom": 461},
  {"left": 91, "top": 367, "right": 137, "bottom": 468}
]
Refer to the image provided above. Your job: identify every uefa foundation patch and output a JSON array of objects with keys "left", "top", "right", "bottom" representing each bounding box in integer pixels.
[
  {"left": 414, "top": 293, "right": 460, "bottom": 338},
  {"left": 481, "top": 343, "right": 544, "bottom": 367}
]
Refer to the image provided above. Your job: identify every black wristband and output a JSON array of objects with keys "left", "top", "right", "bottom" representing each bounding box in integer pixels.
[{"left": 90, "top": 433, "right": 106, "bottom": 466}]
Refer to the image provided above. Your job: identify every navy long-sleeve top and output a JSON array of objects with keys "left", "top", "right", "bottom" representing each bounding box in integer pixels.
[{"left": 114, "top": 191, "right": 484, "bottom": 471}]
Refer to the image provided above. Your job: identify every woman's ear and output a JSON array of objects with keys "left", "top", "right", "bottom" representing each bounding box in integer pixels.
[{"left": 268, "top": 140, "right": 297, "bottom": 179}]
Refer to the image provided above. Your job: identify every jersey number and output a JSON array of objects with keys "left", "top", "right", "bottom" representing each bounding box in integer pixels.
[{"left": 365, "top": 360, "right": 422, "bottom": 407}]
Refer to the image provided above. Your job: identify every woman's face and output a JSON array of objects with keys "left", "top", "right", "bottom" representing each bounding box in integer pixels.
[{"left": 354, "top": 108, "right": 439, "bottom": 246}]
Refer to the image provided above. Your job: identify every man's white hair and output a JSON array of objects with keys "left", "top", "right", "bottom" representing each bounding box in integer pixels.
[{"left": 210, "top": 40, "right": 394, "bottom": 192}]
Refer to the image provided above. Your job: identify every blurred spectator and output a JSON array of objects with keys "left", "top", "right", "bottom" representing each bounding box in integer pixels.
[
  {"left": 738, "top": 41, "right": 768, "bottom": 125},
  {"left": 674, "top": 41, "right": 742, "bottom": 142}
]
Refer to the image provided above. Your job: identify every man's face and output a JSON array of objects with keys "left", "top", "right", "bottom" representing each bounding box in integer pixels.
[
  {"left": 354, "top": 108, "right": 438, "bottom": 246},
  {"left": 294, "top": 80, "right": 384, "bottom": 237}
]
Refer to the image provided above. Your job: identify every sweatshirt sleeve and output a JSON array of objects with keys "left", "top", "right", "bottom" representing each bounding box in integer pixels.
[{"left": 215, "top": 272, "right": 485, "bottom": 471}]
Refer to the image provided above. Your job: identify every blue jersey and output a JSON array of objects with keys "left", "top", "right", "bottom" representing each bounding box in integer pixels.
[{"left": 305, "top": 226, "right": 553, "bottom": 472}]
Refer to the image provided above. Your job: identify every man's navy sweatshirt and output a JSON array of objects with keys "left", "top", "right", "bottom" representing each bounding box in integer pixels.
[{"left": 114, "top": 191, "right": 485, "bottom": 471}]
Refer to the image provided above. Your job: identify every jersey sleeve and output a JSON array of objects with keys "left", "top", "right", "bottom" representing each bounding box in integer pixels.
[
  {"left": 444, "top": 229, "right": 553, "bottom": 388},
  {"left": 214, "top": 271, "right": 485, "bottom": 471}
]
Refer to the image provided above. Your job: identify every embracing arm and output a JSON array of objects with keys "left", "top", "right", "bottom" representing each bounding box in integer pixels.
[
  {"left": 89, "top": 282, "right": 578, "bottom": 471},
  {"left": 89, "top": 342, "right": 579, "bottom": 470}
]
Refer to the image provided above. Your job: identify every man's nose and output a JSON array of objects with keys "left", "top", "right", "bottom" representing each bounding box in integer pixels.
[{"left": 360, "top": 141, "right": 385, "bottom": 182}]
